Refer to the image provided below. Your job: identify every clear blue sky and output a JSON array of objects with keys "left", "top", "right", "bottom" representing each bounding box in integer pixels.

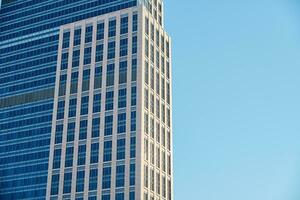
[{"left": 164, "top": 0, "right": 300, "bottom": 199}]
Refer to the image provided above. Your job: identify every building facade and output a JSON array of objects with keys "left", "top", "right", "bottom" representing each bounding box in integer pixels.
[{"left": 0, "top": 1, "right": 172, "bottom": 200}]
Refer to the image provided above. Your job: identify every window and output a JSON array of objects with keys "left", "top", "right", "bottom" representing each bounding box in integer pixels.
[
  {"left": 79, "top": 120, "right": 88, "bottom": 140},
  {"left": 85, "top": 25, "right": 93, "bottom": 43},
  {"left": 106, "top": 63, "right": 115, "bottom": 86},
  {"left": 150, "top": 168, "right": 154, "bottom": 191},
  {"left": 97, "top": 22, "right": 104, "bottom": 40},
  {"left": 131, "top": 86, "right": 136, "bottom": 106},
  {"left": 156, "top": 146, "right": 160, "bottom": 168},
  {"left": 132, "top": 13, "right": 138, "bottom": 32},
  {"left": 84, "top": 47, "right": 92, "bottom": 65},
  {"left": 102, "top": 167, "right": 111, "bottom": 189},
  {"left": 144, "top": 88, "right": 149, "bottom": 109},
  {"left": 59, "top": 73, "right": 67, "bottom": 96},
  {"left": 72, "top": 49, "right": 80, "bottom": 68},
  {"left": 63, "top": 172, "right": 72, "bottom": 194},
  {"left": 82, "top": 68, "right": 90, "bottom": 91},
  {"left": 52, "top": 148, "right": 61, "bottom": 169},
  {"left": 74, "top": 28, "right": 81, "bottom": 46},
  {"left": 65, "top": 146, "right": 74, "bottom": 167},
  {"left": 145, "top": 61, "right": 149, "bottom": 85},
  {"left": 61, "top": 52, "right": 68, "bottom": 70},
  {"left": 105, "top": 91, "right": 114, "bottom": 111},
  {"left": 76, "top": 170, "right": 85, "bottom": 192},
  {"left": 119, "top": 61, "right": 127, "bottom": 84},
  {"left": 131, "top": 111, "right": 136, "bottom": 132},
  {"left": 150, "top": 67, "right": 154, "bottom": 90},
  {"left": 131, "top": 59, "right": 137, "bottom": 82},
  {"left": 93, "top": 93, "right": 101, "bottom": 113},
  {"left": 108, "top": 19, "right": 116, "bottom": 37},
  {"left": 156, "top": 72, "right": 160, "bottom": 95},
  {"left": 156, "top": 122, "right": 160, "bottom": 143},
  {"left": 115, "top": 165, "right": 125, "bottom": 187},
  {"left": 107, "top": 41, "right": 116, "bottom": 59},
  {"left": 117, "top": 113, "right": 126, "bottom": 134},
  {"left": 144, "top": 165, "right": 148, "bottom": 188},
  {"left": 145, "top": 38, "right": 149, "bottom": 57},
  {"left": 80, "top": 96, "right": 89, "bottom": 115},
  {"left": 150, "top": 23, "right": 154, "bottom": 41},
  {"left": 129, "top": 191, "right": 135, "bottom": 200},
  {"left": 55, "top": 124, "right": 63, "bottom": 144},
  {"left": 161, "top": 77, "right": 165, "bottom": 100},
  {"left": 167, "top": 82, "right": 170, "bottom": 104},
  {"left": 62, "top": 31, "right": 70, "bottom": 49},
  {"left": 120, "top": 16, "right": 128, "bottom": 34},
  {"left": 144, "top": 113, "right": 149, "bottom": 134},
  {"left": 156, "top": 50, "right": 160, "bottom": 69},
  {"left": 102, "top": 194, "right": 110, "bottom": 200},
  {"left": 94, "top": 65, "right": 102, "bottom": 89},
  {"left": 150, "top": 93, "right": 154, "bottom": 114},
  {"left": 90, "top": 143, "right": 99, "bottom": 163},
  {"left": 89, "top": 169, "right": 98, "bottom": 191},
  {"left": 150, "top": 44, "right": 154, "bottom": 63},
  {"left": 67, "top": 122, "right": 75, "bottom": 142},
  {"left": 132, "top": 36, "right": 137, "bottom": 54},
  {"left": 51, "top": 174, "right": 59, "bottom": 195},
  {"left": 145, "top": 17, "right": 149, "bottom": 35},
  {"left": 103, "top": 141, "right": 112, "bottom": 161},
  {"left": 115, "top": 193, "right": 124, "bottom": 200},
  {"left": 92, "top": 117, "right": 100, "bottom": 138},
  {"left": 130, "top": 163, "right": 135, "bottom": 186},
  {"left": 56, "top": 100, "right": 65, "bottom": 120},
  {"left": 70, "top": 71, "right": 79, "bottom": 94},
  {"left": 150, "top": 118, "right": 154, "bottom": 139},
  {"left": 144, "top": 138, "right": 149, "bottom": 161},
  {"left": 119, "top": 38, "right": 128, "bottom": 57},
  {"left": 117, "top": 139, "right": 125, "bottom": 160},
  {"left": 95, "top": 44, "right": 104, "bottom": 62},
  {"left": 156, "top": 172, "right": 160, "bottom": 194},
  {"left": 104, "top": 115, "right": 113, "bottom": 136},
  {"left": 118, "top": 89, "right": 126, "bottom": 108},
  {"left": 130, "top": 137, "right": 136, "bottom": 158},
  {"left": 77, "top": 144, "right": 86, "bottom": 166}
]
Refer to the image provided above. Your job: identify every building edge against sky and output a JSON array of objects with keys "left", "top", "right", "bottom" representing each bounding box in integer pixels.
[{"left": 0, "top": 0, "right": 172, "bottom": 200}]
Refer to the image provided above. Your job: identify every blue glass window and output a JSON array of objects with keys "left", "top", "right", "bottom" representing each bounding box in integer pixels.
[
  {"left": 97, "top": 23, "right": 105, "bottom": 40},
  {"left": 132, "top": 36, "right": 138, "bottom": 54},
  {"left": 117, "top": 113, "right": 126, "bottom": 134},
  {"left": 63, "top": 172, "right": 72, "bottom": 194},
  {"left": 85, "top": 25, "right": 93, "bottom": 43},
  {"left": 129, "top": 191, "right": 135, "bottom": 200},
  {"left": 67, "top": 122, "right": 75, "bottom": 142},
  {"left": 116, "top": 165, "right": 125, "bottom": 187},
  {"left": 56, "top": 100, "right": 65, "bottom": 120},
  {"left": 52, "top": 148, "right": 61, "bottom": 169},
  {"left": 117, "top": 139, "right": 125, "bottom": 160},
  {"left": 131, "top": 111, "right": 136, "bottom": 132},
  {"left": 90, "top": 143, "right": 99, "bottom": 164},
  {"left": 115, "top": 193, "right": 124, "bottom": 200},
  {"left": 82, "top": 69, "right": 91, "bottom": 91},
  {"left": 89, "top": 169, "right": 98, "bottom": 191},
  {"left": 105, "top": 91, "right": 114, "bottom": 111},
  {"left": 118, "top": 89, "right": 126, "bottom": 108},
  {"left": 95, "top": 44, "right": 104, "bottom": 62},
  {"left": 93, "top": 93, "right": 101, "bottom": 113},
  {"left": 72, "top": 49, "right": 80, "bottom": 68},
  {"left": 119, "top": 38, "right": 128, "bottom": 57},
  {"left": 62, "top": 31, "right": 70, "bottom": 49},
  {"left": 120, "top": 16, "right": 128, "bottom": 34},
  {"left": 68, "top": 98, "right": 77, "bottom": 117},
  {"left": 108, "top": 19, "right": 116, "bottom": 37},
  {"left": 65, "top": 146, "right": 74, "bottom": 167},
  {"left": 107, "top": 41, "right": 116, "bottom": 59},
  {"left": 77, "top": 144, "right": 86, "bottom": 166},
  {"left": 130, "top": 163, "right": 135, "bottom": 185},
  {"left": 104, "top": 115, "right": 113, "bottom": 136},
  {"left": 76, "top": 170, "right": 85, "bottom": 192},
  {"left": 61, "top": 52, "right": 69, "bottom": 70},
  {"left": 102, "top": 194, "right": 110, "bottom": 200},
  {"left": 79, "top": 120, "right": 88, "bottom": 140},
  {"left": 131, "top": 59, "right": 137, "bottom": 82},
  {"left": 59, "top": 73, "right": 67, "bottom": 96},
  {"left": 51, "top": 174, "right": 60, "bottom": 195},
  {"left": 84, "top": 47, "right": 92, "bottom": 65},
  {"left": 131, "top": 87, "right": 136, "bottom": 106},
  {"left": 94, "top": 65, "right": 102, "bottom": 89},
  {"left": 103, "top": 141, "right": 112, "bottom": 162},
  {"left": 92, "top": 117, "right": 100, "bottom": 138},
  {"left": 70, "top": 71, "right": 79, "bottom": 94},
  {"left": 119, "top": 61, "right": 127, "bottom": 84},
  {"left": 106, "top": 63, "right": 115, "bottom": 86},
  {"left": 55, "top": 124, "right": 63, "bottom": 144},
  {"left": 102, "top": 167, "right": 111, "bottom": 189},
  {"left": 132, "top": 14, "right": 138, "bottom": 32},
  {"left": 80, "top": 96, "right": 89, "bottom": 115},
  {"left": 74, "top": 28, "right": 82, "bottom": 46},
  {"left": 130, "top": 137, "right": 136, "bottom": 158}
]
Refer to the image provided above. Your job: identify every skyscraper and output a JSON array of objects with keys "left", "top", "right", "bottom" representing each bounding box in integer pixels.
[{"left": 0, "top": 0, "right": 172, "bottom": 199}]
